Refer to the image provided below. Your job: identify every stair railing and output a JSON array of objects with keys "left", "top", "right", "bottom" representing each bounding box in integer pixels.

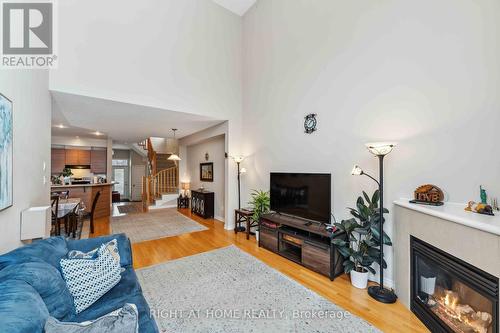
[
  {"left": 151, "top": 166, "right": 178, "bottom": 198},
  {"left": 141, "top": 138, "right": 179, "bottom": 207}
]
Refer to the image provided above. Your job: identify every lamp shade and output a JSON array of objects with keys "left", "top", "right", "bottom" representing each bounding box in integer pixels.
[
  {"left": 351, "top": 165, "right": 363, "bottom": 176},
  {"left": 168, "top": 154, "right": 181, "bottom": 161},
  {"left": 181, "top": 182, "right": 190, "bottom": 190},
  {"left": 365, "top": 142, "right": 396, "bottom": 156},
  {"left": 232, "top": 155, "right": 245, "bottom": 163}
]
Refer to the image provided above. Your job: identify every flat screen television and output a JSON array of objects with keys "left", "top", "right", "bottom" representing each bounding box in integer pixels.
[{"left": 270, "top": 173, "right": 331, "bottom": 223}]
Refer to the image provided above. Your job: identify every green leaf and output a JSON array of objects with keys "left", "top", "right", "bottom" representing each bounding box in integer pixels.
[
  {"left": 363, "top": 191, "right": 371, "bottom": 205},
  {"left": 337, "top": 246, "right": 352, "bottom": 258},
  {"left": 343, "top": 260, "right": 355, "bottom": 274},
  {"left": 371, "top": 190, "right": 380, "bottom": 206},
  {"left": 332, "top": 239, "right": 347, "bottom": 247},
  {"left": 383, "top": 232, "right": 392, "bottom": 246}
]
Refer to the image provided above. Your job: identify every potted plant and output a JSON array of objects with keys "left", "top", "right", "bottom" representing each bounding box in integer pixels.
[
  {"left": 249, "top": 190, "right": 270, "bottom": 241},
  {"left": 332, "top": 190, "right": 392, "bottom": 289},
  {"left": 61, "top": 167, "right": 73, "bottom": 185}
]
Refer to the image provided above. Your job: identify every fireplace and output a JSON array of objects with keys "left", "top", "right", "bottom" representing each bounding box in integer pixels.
[{"left": 411, "top": 236, "right": 499, "bottom": 333}]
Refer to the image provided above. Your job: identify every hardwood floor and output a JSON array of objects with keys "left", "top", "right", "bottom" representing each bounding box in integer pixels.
[{"left": 91, "top": 205, "right": 429, "bottom": 333}]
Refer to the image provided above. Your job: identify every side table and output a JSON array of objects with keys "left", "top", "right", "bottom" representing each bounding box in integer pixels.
[{"left": 234, "top": 208, "right": 257, "bottom": 240}]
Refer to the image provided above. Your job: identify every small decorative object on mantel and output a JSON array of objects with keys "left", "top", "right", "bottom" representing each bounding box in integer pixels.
[
  {"left": 465, "top": 201, "right": 494, "bottom": 216},
  {"left": 480, "top": 185, "right": 488, "bottom": 204},
  {"left": 409, "top": 184, "right": 444, "bottom": 206},
  {"left": 304, "top": 113, "right": 317, "bottom": 134},
  {"left": 492, "top": 198, "right": 499, "bottom": 211}
]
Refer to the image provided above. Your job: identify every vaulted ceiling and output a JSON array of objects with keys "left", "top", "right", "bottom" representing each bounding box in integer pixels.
[{"left": 212, "top": 0, "right": 256, "bottom": 16}]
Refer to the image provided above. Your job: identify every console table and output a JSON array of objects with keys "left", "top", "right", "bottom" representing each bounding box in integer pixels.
[
  {"left": 259, "top": 213, "right": 345, "bottom": 280},
  {"left": 191, "top": 190, "right": 214, "bottom": 219}
]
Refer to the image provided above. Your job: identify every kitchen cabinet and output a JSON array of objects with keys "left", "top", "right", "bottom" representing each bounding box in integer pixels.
[
  {"left": 65, "top": 149, "right": 91, "bottom": 165},
  {"left": 91, "top": 149, "right": 107, "bottom": 174},
  {"left": 51, "top": 148, "right": 66, "bottom": 174},
  {"left": 78, "top": 150, "right": 91, "bottom": 165},
  {"left": 65, "top": 149, "right": 79, "bottom": 165}
]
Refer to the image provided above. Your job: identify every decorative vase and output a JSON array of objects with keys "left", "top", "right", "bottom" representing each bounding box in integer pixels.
[
  {"left": 255, "top": 230, "right": 259, "bottom": 242},
  {"left": 350, "top": 269, "right": 369, "bottom": 289}
]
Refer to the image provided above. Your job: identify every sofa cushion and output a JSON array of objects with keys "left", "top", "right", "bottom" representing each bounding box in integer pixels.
[
  {"left": 0, "top": 279, "right": 50, "bottom": 333},
  {"left": 66, "top": 234, "right": 132, "bottom": 267},
  {"left": 71, "top": 292, "right": 157, "bottom": 333},
  {"left": 61, "top": 241, "right": 122, "bottom": 313},
  {"left": 0, "top": 237, "right": 67, "bottom": 270},
  {"left": 45, "top": 303, "right": 139, "bottom": 333},
  {"left": 0, "top": 262, "right": 75, "bottom": 320}
]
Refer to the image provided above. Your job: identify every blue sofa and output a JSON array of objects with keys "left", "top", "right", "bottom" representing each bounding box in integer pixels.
[{"left": 0, "top": 234, "right": 159, "bottom": 333}]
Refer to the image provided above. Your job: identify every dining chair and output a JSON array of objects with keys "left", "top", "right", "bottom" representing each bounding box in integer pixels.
[
  {"left": 89, "top": 191, "right": 101, "bottom": 234},
  {"left": 67, "top": 202, "right": 81, "bottom": 238},
  {"left": 50, "top": 194, "right": 60, "bottom": 236}
]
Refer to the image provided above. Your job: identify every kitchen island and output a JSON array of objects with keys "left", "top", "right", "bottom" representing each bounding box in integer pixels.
[{"left": 51, "top": 183, "right": 114, "bottom": 218}]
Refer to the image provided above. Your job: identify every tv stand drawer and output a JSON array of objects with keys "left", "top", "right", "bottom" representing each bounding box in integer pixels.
[
  {"left": 259, "top": 228, "right": 278, "bottom": 253},
  {"left": 302, "top": 241, "right": 330, "bottom": 276}
]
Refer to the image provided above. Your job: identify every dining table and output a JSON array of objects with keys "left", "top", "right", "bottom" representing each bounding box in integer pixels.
[{"left": 57, "top": 197, "right": 82, "bottom": 219}]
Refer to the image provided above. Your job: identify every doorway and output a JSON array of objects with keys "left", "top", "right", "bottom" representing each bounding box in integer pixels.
[
  {"left": 112, "top": 159, "right": 130, "bottom": 199},
  {"left": 131, "top": 165, "right": 146, "bottom": 201}
]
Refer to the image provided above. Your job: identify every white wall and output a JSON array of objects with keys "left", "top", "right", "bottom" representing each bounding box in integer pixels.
[
  {"left": 50, "top": 0, "right": 241, "bottom": 122},
  {"left": 0, "top": 71, "right": 51, "bottom": 253},
  {"left": 186, "top": 135, "right": 226, "bottom": 221},
  {"left": 242, "top": 0, "right": 500, "bottom": 286}
]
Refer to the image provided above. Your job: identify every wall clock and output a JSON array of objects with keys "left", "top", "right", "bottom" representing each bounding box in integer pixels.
[{"left": 304, "top": 113, "right": 317, "bottom": 134}]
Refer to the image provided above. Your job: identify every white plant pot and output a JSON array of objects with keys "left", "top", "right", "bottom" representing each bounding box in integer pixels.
[
  {"left": 255, "top": 230, "right": 259, "bottom": 242},
  {"left": 350, "top": 269, "right": 369, "bottom": 289}
]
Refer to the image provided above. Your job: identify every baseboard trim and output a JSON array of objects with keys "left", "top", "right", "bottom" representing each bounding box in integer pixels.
[
  {"left": 368, "top": 274, "right": 395, "bottom": 290},
  {"left": 214, "top": 215, "right": 225, "bottom": 223}
]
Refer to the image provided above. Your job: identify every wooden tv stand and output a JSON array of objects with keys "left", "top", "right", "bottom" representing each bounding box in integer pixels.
[{"left": 259, "top": 213, "right": 345, "bottom": 280}]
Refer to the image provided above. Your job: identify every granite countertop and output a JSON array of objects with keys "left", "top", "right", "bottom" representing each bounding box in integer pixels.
[
  {"left": 394, "top": 199, "right": 500, "bottom": 236},
  {"left": 51, "top": 182, "right": 115, "bottom": 188}
]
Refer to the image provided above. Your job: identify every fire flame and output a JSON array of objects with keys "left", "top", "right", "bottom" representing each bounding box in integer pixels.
[{"left": 436, "top": 290, "right": 492, "bottom": 333}]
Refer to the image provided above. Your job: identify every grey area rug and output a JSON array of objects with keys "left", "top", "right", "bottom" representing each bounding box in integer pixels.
[
  {"left": 111, "top": 208, "right": 208, "bottom": 243},
  {"left": 136, "top": 246, "right": 380, "bottom": 333}
]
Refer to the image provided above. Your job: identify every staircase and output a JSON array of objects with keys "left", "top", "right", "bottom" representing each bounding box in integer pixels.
[{"left": 139, "top": 138, "right": 179, "bottom": 209}]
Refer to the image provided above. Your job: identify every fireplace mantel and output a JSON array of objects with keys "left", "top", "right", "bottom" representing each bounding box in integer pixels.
[
  {"left": 394, "top": 199, "right": 500, "bottom": 235},
  {"left": 393, "top": 200, "right": 500, "bottom": 332}
]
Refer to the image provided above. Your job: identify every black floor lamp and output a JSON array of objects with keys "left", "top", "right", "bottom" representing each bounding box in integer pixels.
[
  {"left": 232, "top": 155, "right": 246, "bottom": 231},
  {"left": 352, "top": 142, "right": 397, "bottom": 304}
]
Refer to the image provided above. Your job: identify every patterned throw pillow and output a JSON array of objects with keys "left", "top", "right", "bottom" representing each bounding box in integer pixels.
[
  {"left": 67, "top": 239, "right": 119, "bottom": 262},
  {"left": 60, "top": 240, "right": 121, "bottom": 313},
  {"left": 67, "top": 248, "right": 98, "bottom": 260}
]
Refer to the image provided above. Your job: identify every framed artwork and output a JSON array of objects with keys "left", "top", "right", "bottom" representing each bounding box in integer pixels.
[
  {"left": 200, "top": 162, "right": 214, "bottom": 182},
  {"left": 0, "top": 93, "right": 13, "bottom": 211}
]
